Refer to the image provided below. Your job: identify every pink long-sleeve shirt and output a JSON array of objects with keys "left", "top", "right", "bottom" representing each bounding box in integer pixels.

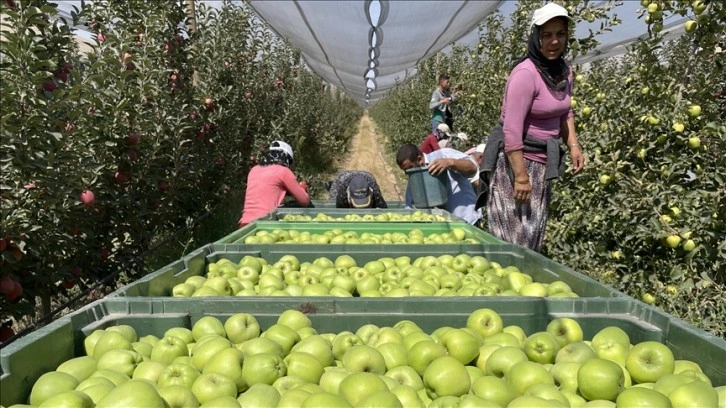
[
  {"left": 500, "top": 58, "right": 573, "bottom": 164},
  {"left": 238, "top": 164, "right": 309, "bottom": 226}
]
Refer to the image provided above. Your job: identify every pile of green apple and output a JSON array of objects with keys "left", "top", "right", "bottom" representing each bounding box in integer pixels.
[
  {"left": 239, "top": 227, "right": 481, "bottom": 244},
  {"left": 18, "top": 309, "right": 724, "bottom": 408},
  {"left": 281, "top": 211, "right": 452, "bottom": 222},
  {"left": 171, "top": 254, "right": 581, "bottom": 298}
]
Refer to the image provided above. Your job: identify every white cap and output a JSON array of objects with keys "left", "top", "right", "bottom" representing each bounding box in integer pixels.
[
  {"left": 270, "top": 140, "right": 293, "bottom": 159},
  {"left": 436, "top": 123, "right": 454, "bottom": 137},
  {"left": 531, "top": 3, "right": 573, "bottom": 28}
]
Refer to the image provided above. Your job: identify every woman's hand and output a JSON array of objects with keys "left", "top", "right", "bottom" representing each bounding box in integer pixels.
[
  {"left": 513, "top": 178, "right": 532, "bottom": 202},
  {"left": 570, "top": 146, "right": 585, "bottom": 173}
]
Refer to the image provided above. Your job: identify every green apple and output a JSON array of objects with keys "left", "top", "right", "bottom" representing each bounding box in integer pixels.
[
  {"left": 88, "top": 369, "right": 131, "bottom": 387},
  {"left": 191, "top": 373, "right": 238, "bottom": 406},
  {"left": 687, "top": 104, "right": 701, "bottom": 118},
  {"left": 403, "top": 331, "right": 432, "bottom": 351},
  {"left": 437, "top": 328, "right": 480, "bottom": 365},
  {"left": 277, "top": 309, "right": 312, "bottom": 332},
  {"left": 654, "top": 373, "right": 698, "bottom": 397},
  {"left": 592, "top": 326, "right": 630, "bottom": 350},
  {"left": 423, "top": 356, "right": 471, "bottom": 399},
  {"left": 56, "top": 356, "right": 97, "bottom": 383},
  {"left": 236, "top": 383, "right": 280, "bottom": 407},
  {"left": 578, "top": 358, "right": 624, "bottom": 401},
  {"left": 138, "top": 334, "right": 160, "bottom": 347},
  {"left": 37, "top": 390, "right": 93, "bottom": 408},
  {"left": 185, "top": 275, "right": 207, "bottom": 290},
  {"left": 356, "top": 324, "right": 380, "bottom": 344},
  {"left": 715, "top": 385, "right": 726, "bottom": 408},
  {"left": 466, "top": 308, "right": 503, "bottom": 339},
  {"left": 475, "top": 343, "right": 502, "bottom": 372},
  {"left": 203, "top": 347, "right": 246, "bottom": 392},
  {"left": 151, "top": 335, "right": 189, "bottom": 364},
  {"left": 284, "top": 351, "right": 325, "bottom": 384},
  {"left": 616, "top": 387, "right": 672, "bottom": 408},
  {"left": 96, "top": 349, "right": 143, "bottom": 378},
  {"left": 339, "top": 371, "right": 389, "bottom": 406},
  {"left": 369, "top": 327, "right": 405, "bottom": 348},
  {"left": 236, "top": 266, "right": 260, "bottom": 284},
  {"left": 519, "top": 282, "right": 548, "bottom": 297},
  {"left": 546, "top": 318, "right": 583, "bottom": 347},
  {"left": 105, "top": 325, "right": 137, "bottom": 343},
  {"left": 76, "top": 376, "right": 114, "bottom": 391},
  {"left": 523, "top": 332, "right": 561, "bottom": 364},
  {"left": 223, "top": 313, "right": 260, "bottom": 344},
  {"left": 164, "top": 327, "right": 194, "bottom": 345},
  {"left": 525, "top": 383, "right": 570, "bottom": 406},
  {"left": 668, "top": 379, "right": 718, "bottom": 408},
  {"left": 242, "top": 352, "right": 287, "bottom": 386},
  {"left": 626, "top": 341, "right": 675, "bottom": 384},
  {"left": 481, "top": 332, "right": 521, "bottom": 348},
  {"left": 276, "top": 388, "right": 312, "bottom": 408},
  {"left": 673, "top": 359, "right": 703, "bottom": 374},
  {"left": 272, "top": 374, "right": 307, "bottom": 395},
  {"left": 471, "top": 375, "right": 516, "bottom": 406},
  {"left": 158, "top": 384, "right": 200, "bottom": 408},
  {"left": 290, "top": 334, "right": 334, "bottom": 367},
  {"left": 319, "top": 366, "right": 353, "bottom": 394},
  {"left": 342, "top": 344, "right": 387, "bottom": 374},
  {"left": 556, "top": 341, "right": 596, "bottom": 364},
  {"left": 335, "top": 254, "right": 357, "bottom": 269},
  {"left": 355, "top": 390, "right": 402, "bottom": 408},
  {"left": 409, "top": 340, "right": 447, "bottom": 376},
  {"left": 377, "top": 342, "right": 409, "bottom": 370},
  {"left": 262, "top": 323, "right": 301, "bottom": 355},
  {"left": 506, "top": 361, "right": 554, "bottom": 395},
  {"left": 485, "top": 346, "right": 528, "bottom": 378},
  {"left": 301, "top": 282, "right": 330, "bottom": 296},
  {"left": 386, "top": 365, "right": 425, "bottom": 390},
  {"left": 502, "top": 325, "right": 526, "bottom": 347},
  {"left": 157, "top": 362, "right": 201, "bottom": 389},
  {"left": 192, "top": 316, "right": 226, "bottom": 341},
  {"left": 191, "top": 335, "right": 232, "bottom": 371},
  {"left": 29, "top": 371, "right": 80, "bottom": 406},
  {"left": 92, "top": 331, "right": 133, "bottom": 360},
  {"left": 172, "top": 283, "right": 195, "bottom": 297},
  {"left": 594, "top": 340, "right": 629, "bottom": 366},
  {"left": 300, "top": 392, "right": 352, "bottom": 407},
  {"left": 391, "top": 384, "right": 426, "bottom": 408},
  {"left": 96, "top": 379, "right": 165, "bottom": 408},
  {"left": 550, "top": 362, "right": 581, "bottom": 393},
  {"left": 508, "top": 395, "right": 563, "bottom": 407},
  {"left": 332, "top": 332, "right": 364, "bottom": 360},
  {"left": 239, "top": 336, "right": 284, "bottom": 358},
  {"left": 131, "top": 341, "right": 153, "bottom": 359},
  {"left": 132, "top": 360, "right": 167, "bottom": 384},
  {"left": 77, "top": 382, "right": 115, "bottom": 405}
]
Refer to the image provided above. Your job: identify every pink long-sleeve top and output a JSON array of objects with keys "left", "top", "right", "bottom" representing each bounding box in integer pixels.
[
  {"left": 238, "top": 164, "right": 309, "bottom": 226},
  {"left": 500, "top": 58, "right": 574, "bottom": 164}
]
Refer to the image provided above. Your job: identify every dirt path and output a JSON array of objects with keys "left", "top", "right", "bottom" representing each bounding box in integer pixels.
[{"left": 336, "top": 112, "right": 404, "bottom": 202}]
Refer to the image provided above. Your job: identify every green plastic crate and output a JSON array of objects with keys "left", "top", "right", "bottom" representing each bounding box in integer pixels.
[
  {"left": 260, "top": 207, "right": 467, "bottom": 223},
  {"left": 109, "top": 243, "right": 625, "bottom": 298},
  {"left": 2, "top": 297, "right": 724, "bottom": 406},
  {"left": 213, "top": 221, "right": 503, "bottom": 245}
]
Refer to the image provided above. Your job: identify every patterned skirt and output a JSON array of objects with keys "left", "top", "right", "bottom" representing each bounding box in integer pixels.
[{"left": 487, "top": 152, "right": 551, "bottom": 252}]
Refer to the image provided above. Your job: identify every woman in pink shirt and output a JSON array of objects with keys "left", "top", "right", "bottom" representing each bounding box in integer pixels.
[
  {"left": 479, "top": 3, "right": 585, "bottom": 252},
  {"left": 237, "top": 141, "right": 310, "bottom": 227}
]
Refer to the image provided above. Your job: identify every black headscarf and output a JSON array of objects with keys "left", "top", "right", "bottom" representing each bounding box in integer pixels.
[
  {"left": 515, "top": 20, "right": 570, "bottom": 92},
  {"left": 259, "top": 149, "right": 293, "bottom": 169}
]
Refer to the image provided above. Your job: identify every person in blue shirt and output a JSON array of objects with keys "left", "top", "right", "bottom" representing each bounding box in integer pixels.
[{"left": 395, "top": 143, "right": 482, "bottom": 226}]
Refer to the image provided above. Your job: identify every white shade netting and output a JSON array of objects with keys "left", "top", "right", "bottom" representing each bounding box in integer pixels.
[{"left": 247, "top": 0, "right": 501, "bottom": 104}]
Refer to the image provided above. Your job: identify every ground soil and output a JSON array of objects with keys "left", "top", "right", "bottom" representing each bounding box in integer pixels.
[{"left": 335, "top": 112, "right": 405, "bottom": 202}]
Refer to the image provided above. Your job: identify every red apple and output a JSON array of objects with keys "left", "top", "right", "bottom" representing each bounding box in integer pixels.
[
  {"left": 158, "top": 181, "right": 169, "bottom": 191},
  {"left": 114, "top": 172, "right": 129, "bottom": 184},
  {"left": 54, "top": 70, "right": 68, "bottom": 82},
  {"left": 127, "top": 149, "right": 138, "bottom": 161},
  {"left": 5, "top": 280, "right": 23, "bottom": 301},
  {"left": 0, "top": 326, "right": 15, "bottom": 342},
  {"left": 63, "top": 62, "right": 73, "bottom": 73},
  {"left": 204, "top": 98, "right": 213, "bottom": 107},
  {"left": 0, "top": 276, "right": 15, "bottom": 294},
  {"left": 42, "top": 80, "right": 57, "bottom": 92},
  {"left": 97, "top": 32, "right": 106, "bottom": 43},
  {"left": 126, "top": 133, "right": 140, "bottom": 145},
  {"left": 71, "top": 267, "right": 83, "bottom": 278},
  {"left": 99, "top": 248, "right": 110, "bottom": 260},
  {"left": 62, "top": 279, "right": 77, "bottom": 289},
  {"left": 80, "top": 190, "right": 96, "bottom": 206},
  {"left": 245, "top": 91, "right": 252, "bottom": 99},
  {"left": 0, "top": 238, "right": 7, "bottom": 252}
]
